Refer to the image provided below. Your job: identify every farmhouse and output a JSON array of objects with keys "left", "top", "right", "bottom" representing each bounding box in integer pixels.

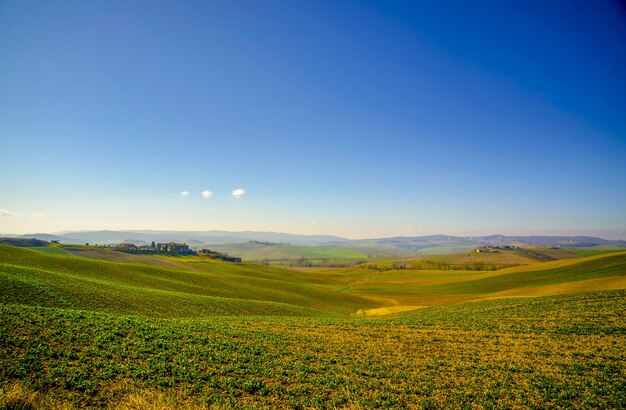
[
  {"left": 112, "top": 242, "right": 241, "bottom": 261},
  {"left": 116, "top": 243, "right": 138, "bottom": 251},
  {"left": 474, "top": 245, "right": 520, "bottom": 253},
  {"left": 156, "top": 242, "right": 190, "bottom": 254},
  {"left": 198, "top": 248, "right": 219, "bottom": 256},
  {"left": 198, "top": 248, "right": 242, "bottom": 262}
]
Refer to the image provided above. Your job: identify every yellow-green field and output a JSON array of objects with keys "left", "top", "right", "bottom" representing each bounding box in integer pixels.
[
  {"left": 1, "top": 244, "right": 625, "bottom": 408},
  {"left": 200, "top": 242, "right": 373, "bottom": 261},
  {"left": 361, "top": 246, "right": 587, "bottom": 272}
]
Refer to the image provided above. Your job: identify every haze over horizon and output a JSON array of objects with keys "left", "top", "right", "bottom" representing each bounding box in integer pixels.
[
  {"left": 1, "top": 1, "right": 625, "bottom": 239},
  {"left": 2, "top": 227, "right": 626, "bottom": 242}
]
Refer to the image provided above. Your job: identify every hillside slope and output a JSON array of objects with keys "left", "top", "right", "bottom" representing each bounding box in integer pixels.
[
  {"left": 203, "top": 242, "right": 373, "bottom": 261},
  {"left": 341, "top": 251, "right": 626, "bottom": 310},
  {"left": 1, "top": 290, "right": 624, "bottom": 408},
  {"left": 1, "top": 245, "right": 625, "bottom": 408},
  {"left": 2, "top": 245, "right": 624, "bottom": 317},
  {"left": 0, "top": 245, "right": 375, "bottom": 317}
]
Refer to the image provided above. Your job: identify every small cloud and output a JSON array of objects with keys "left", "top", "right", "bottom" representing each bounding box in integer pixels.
[
  {"left": 31, "top": 212, "right": 44, "bottom": 218},
  {"left": 201, "top": 190, "right": 214, "bottom": 199},
  {"left": 231, "top": 188, "right": 246, "bottom": 199},
  {"left": 0, "top": 209, "right": 17, "bottom": 217},
  {"left": 180, "top": 191, "right": 189, "bottom": 197}
]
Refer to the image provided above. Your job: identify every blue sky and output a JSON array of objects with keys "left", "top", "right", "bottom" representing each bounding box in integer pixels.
[{"left": 1, "top": 0, "right": 625, "bottom": 238}]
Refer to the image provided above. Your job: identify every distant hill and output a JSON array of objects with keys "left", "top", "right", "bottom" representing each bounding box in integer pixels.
[
  {"left": 0, "top": 237, "right": 49, "bottom": 247},
  {"left": 202, "top": 242, "right": 374, "bottom": 262},
  {"left": 2, "top": 243, "right": 625, "bottom": 316},
  {"left": 350, "top": 234, "right": 626, "bottom": 251},
  {"left": 0, "top": 244, "right": 373, "bottom": 317},
  {"left": 13, "top": 230, "right": 350, "bottom": 246},
  {"left": 6, "top": 230, "right": 624, "bottom": 253}
]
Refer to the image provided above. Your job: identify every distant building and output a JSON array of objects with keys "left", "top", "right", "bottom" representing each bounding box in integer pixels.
[
  {"left": 474, "top": 245, "right": 519, "bottom": 253},
  {"left": 198, "top": 249, "right": 219, "bottom": 255},
  {"left": 156, "top": 242, "right": 190, "bottom": 254},
  {"left": 111, "top": 241, "right": 242, "bottom": 260},
  {"left": 198, "top": 248, "right": 241, "bottom": 262},
  {"left": 116, "top": 243, "right": 137, "bottom": 251},
  {"left": 51, "top": 240, "right": 60, "bottom": 244}
]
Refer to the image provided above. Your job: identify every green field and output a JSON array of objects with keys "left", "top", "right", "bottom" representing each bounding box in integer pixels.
[
  {"left": 1, "top": 245, "right": 625, "bottom": 408},
  {"left": 203, "top": 242, "right": 376, "bottom": 265},
  {"left": 359, "top": 247, "right": 583, "bottom": 272},
  {"left": 563, "top": 247, "right": 626, "bottom": 257}
]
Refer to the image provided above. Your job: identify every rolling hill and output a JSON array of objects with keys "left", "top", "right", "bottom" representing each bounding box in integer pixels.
[
  {"left": 200, "top": 242, "right": 375, "bottom": 262},
  {"left": 2, "top": 245, "right": 624, "bottom": 315},
  {"left": 0, "top": 245, "right": 374, "bottom": 317},
  {"left": 9, "top": 230, "right": 625, "bottom": 250},
  {"left": 1, "top": 244, "right": 625, "bottom": 408}
]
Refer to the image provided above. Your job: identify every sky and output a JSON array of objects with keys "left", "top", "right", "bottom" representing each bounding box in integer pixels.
[{"left": 1, "top": 0, "right": 625, "bottom": 239}]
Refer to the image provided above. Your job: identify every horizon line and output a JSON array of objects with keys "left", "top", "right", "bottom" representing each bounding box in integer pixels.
[{"left": 1, "top": 229, "right": 624, "bottom": 242}]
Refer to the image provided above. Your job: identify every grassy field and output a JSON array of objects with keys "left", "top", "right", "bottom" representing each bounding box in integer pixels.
[
  {"left": 202, "top": 242, "right": 375, "bottom": 263},
  {"left": 0, "top": 245, "right": 374, "bottom": 317},
  {"left": 1, "top": 244, "right": 625, "bottom": 408},
  {"left": 564, "top": 247, "right": 626, "bottom": 257},
  {"left": 412, "top": 245, "right": 477, "bottom": 255},
  {"left": 195, "top": 242, "right": 612, "bottom": 268},
  {"left": 360, "top": 247, "right": 582, "bottom": 272}
]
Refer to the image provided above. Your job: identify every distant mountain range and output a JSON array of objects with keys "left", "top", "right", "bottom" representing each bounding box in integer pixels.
[
  {"left": 3, "top": 230, "right": 625, "bottom": 249},
  {"left": 350, "top": 235, "right": 626, "bottom": 250},
  {"left": 4, "top": 230, "right": 348, "bottom": 246}
]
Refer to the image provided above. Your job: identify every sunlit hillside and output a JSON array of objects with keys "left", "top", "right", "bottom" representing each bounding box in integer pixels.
[{"left": 1, "top": 244, "right": 625, "bottom": 407}]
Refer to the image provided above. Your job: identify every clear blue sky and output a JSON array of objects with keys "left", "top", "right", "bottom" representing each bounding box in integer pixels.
[{"left": 1, "top": 0, "right": 625, "bottom": 238}]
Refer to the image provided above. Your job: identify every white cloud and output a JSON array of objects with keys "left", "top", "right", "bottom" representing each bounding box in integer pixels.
[
  {"left": 201, "top": 190, "right": 214, "bottom": 199},
  {"left": 180, "top": 191, "right": 189, "bottom": 197},
  {"left": 31, "top": 212, "right": 44, "bottom": 218},
  {"left": 231, "top": 188, "right": 246, "bottom": 199},
  {"left": 0, "top": 209, "right": 17, "bottom": 217}
]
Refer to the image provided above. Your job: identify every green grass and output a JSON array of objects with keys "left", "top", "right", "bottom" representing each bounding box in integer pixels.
[
  {"left": 331, "top": 252, "right": 626, "bottom": 308},
  {"left": 361, "top": 247, "right": 582, "bottom": 273},
  {"left": 1, "top": 291, "right": 624, "bottom": 408},
  {"left": 423, "top": 252, "right": 626, "bottom": 295},
  {"left": 414, "top": 245, "right": 477, "bottom": 255},
  {"left": 564, "top": 247, "right": 626, "bottom": 257},
  {"left": 392, "top": 289, "right": 626, "bottom": 334},
  {"left": 1, "top": 244, "right": 625, "bottom": 408},
  {"left": 26, "top": 246, "right": 71, "bottom": 256},
  {"left": 0, "top": 245, "right": 375, "bottom": 317}
]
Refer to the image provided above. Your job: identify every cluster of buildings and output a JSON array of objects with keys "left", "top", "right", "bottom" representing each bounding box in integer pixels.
[
  {"left": 115, "top": 242, "right": 241, "bottom": 262},
  {"left": 473, "top": 245, "right": 519, "bottom": 253},
  {"left": 115, "top": 241, "right": 191, "bottom": 254},
  {"left": 197, "top": 248, "right": 242, "bottom": 262}
]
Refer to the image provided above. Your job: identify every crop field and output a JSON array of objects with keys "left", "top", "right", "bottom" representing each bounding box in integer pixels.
[
  {"left": 200, "top": 243, "right": 373, "bottom": 262},
  {"left": 412, "top": 245, "right": 477, "bottom": 255},
  {"left": 1, "top": 245, "right": 625, "bottom": 408},
  {"left": 359, "top": 246, "right": 589, "bottom": 272},
  {"left": 362, "top": 249, "right": 540, "bottom": 271},
  {"left": 564, "top": 247, "right": 626, "bottom": 257}
]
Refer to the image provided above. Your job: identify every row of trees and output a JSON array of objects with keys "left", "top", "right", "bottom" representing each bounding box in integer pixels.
[
  {"left": 361, "top": 261, "right": 518, "bottom": 271},
  {"left": 254, "top": 257, "right": 366, "bottom": 268}
]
